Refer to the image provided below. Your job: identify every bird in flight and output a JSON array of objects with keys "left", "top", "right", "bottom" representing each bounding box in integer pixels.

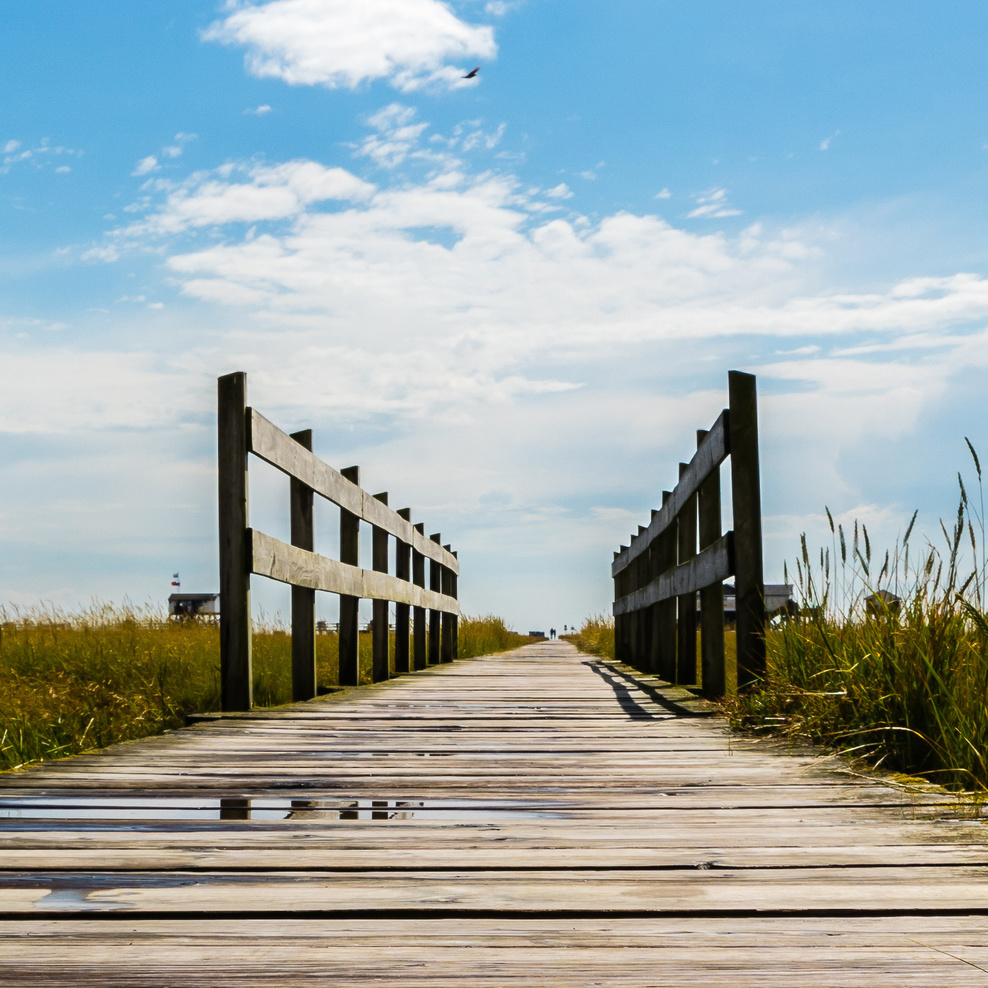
[{"left": 463, "top": 66, "right": 480, "bottom": 79}]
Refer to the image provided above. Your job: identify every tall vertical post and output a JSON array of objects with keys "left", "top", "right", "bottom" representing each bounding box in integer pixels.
[
  {"left": 412, "top": 523, "right": 427, "bottom": 670},
  {"left": 697, "top": 428, "right": 726, "bottom": 697},
  {"left": 218, "top": 371, "right": 252, "bottom": 712},
  {"left": 643, "top": 511, "right": 659, "bottom": 674},
  {"left": 677, "top": 462, "right": 698, "bottom": 685},
  {"left": 338, "top": 465, "right": 361, "bottom": 686},
  {"left": 655, "top": 491, "right": 677, "bottom": 681},
  {"left": 428, "top": 533, "right": 442, "bottom": 665},
  {"left": 450, "top": 550, "right": 458, "bottom": 660},
  {"left": 729, "top": 370, "right": 765, "bottom": 688},
  {"left": 612, "top": 551, "right": 623, "bottom": 662},
  {"left": 290, "top": 429, "right": 316, "bottom": 701},
  {"left": 441, "top": 544, "right": 454, "bottom": 663},
  {"left": 372, "top": 492, "right": 390, "bottom": 682},
  {"left": 394, "top": 508, "right": 412, "bottom": 675},
  {"left": 626, "top": 536, "right": 639, "bottom": 668},
  {"left": 614, "top": 548, "right": 630, "bottom": 664}
]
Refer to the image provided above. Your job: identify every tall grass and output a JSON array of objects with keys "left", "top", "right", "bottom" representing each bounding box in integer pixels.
[
  {"left": 568, "top": 615, "right": 615, "bottom": 659},
  {"left": 0, "top": 608, "right": 526, "bottom": 772},
  {"left": 732, "top": 441, "right": 988, "bottom": 791},
  {"left": 457, "top": 615, "right": 533, "bottom": 657}
]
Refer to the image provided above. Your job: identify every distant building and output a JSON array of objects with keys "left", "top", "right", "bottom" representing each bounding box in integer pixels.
[
  {"left": 528, "top": 630, "right": 547, "bottom": 639},
  {"left": 865, "top": 589, "right": 902, "bottom": 617},
  {"left": 720, "top": 584, "right": 797, "bottom": 623},
  {"left": 168, "top": 593, "right": 219, "bottom": 621}
]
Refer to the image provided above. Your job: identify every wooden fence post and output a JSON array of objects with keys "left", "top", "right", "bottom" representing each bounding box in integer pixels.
[
  {"left": 627, "top": 534, "right": 639, "bottom": 668},
  {"left": 338, "top": 465, "right": 361, "bottom": 686},
  {"left": 697, "top": 428, "right": 726, "bottom": 697},
  {"left": 677, "top": 462, "right": 698, "bottom": 685},
  {"left": 412, "top": 523, "right": 427, "bottom": 670},
  {"left": 290, "top": 429, "right": 316, "bottom": 701},
  {"left": 428, "top": 533, "right": 442, "bottom": 665},
  {"left": 218, "top": 371, "right": 252, "bottom": 712},
  {"left": 451, "top": 550, "right": 459, "bottom": 660},
  {"left": 394, "top": 509, "right": 412, "bottom": 674},
  {"left": 655, "top": 491, "right": 677, "bottom": 681},
  {"left": 372, "top": 492, "right": 390, "bottom": 682},
  {"left": 729, "top": 370, "right": 766, "bottom": 688},
  {"left": 441, "top": 544, "right": 454, "bottom": 663},
  {"left": 613, "top": 550, "right": 629, "bottom": 664}
]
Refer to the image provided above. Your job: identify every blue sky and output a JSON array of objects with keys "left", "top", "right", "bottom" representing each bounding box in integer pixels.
[{"left": 2, "top": 0, "right": 988, "bottom": 629}]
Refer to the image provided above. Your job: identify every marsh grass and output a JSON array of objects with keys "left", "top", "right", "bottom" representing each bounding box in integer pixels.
[
  {"left": 0, "top": 607, "right": 527, "bottom": 772},
  {"left": 731, "top": 440, "right": 988, "bottom": 791},
  {"left": 567, "top": 615, "right": 615, "bottom": 658}
]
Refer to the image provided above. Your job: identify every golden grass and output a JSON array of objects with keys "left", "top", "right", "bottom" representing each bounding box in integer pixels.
[{"left": 0, "top": 608, "right": 529, "bottom": 772}]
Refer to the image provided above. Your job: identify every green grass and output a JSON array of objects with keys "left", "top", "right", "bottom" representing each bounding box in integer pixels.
[
  {"left": 730, "top": 443, "right": 988, "bottom": 791},
  {"left": 0, "top": 608, "right": 529, "bottom": 772}
]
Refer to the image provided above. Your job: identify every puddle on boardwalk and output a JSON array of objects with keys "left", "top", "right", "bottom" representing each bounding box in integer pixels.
[{"left": 0, "top": 797, "right": 563, "bottom": 823}]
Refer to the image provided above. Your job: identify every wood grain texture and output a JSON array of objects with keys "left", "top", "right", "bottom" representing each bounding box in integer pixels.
[
  {"left": 217, "top": 371, "right": 252, "bottom": 712},
  {"left": 251, "top": 531, "right": 459, "bottom": 614},
  {"left": 1, "top": 641, "right": 985, "bottom": 985},
  {"left": 249, "top": 410, "right": 458, "bottom": 574},
  {"left": 612, "top": 410, "right": 727, "bottom": 576}
]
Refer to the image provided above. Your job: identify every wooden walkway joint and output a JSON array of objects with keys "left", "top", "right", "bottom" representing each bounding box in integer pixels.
[{"left": 1, "top": 642, "right": 987, "bottom": 984}]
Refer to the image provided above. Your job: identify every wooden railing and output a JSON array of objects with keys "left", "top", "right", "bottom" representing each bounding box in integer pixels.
[
  {"left": 611, "top": 370, "right": 764, "bottom": 694},
  {"left": 218, "top": 372, "right": 460, "bottom": 711}
]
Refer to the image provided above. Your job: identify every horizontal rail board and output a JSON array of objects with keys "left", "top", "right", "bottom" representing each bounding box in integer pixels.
[
  {"left": 612, "top": 411, "right": 728, "bottom": 578},
  {"left": 612, "top": 534, "right": 732, "bottom": 616},
  {"left": 251, "top": 530, "right": 460, "bottom": 614},
  {"left": 249, "top": 410, "right": 458, "bottom": 574}
]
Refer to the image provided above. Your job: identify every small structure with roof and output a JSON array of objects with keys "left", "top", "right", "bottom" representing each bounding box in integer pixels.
[
  {"left": 168, "top": 593, "right": 219, "bottom": 621},
  {"left": 865, "top": 589, "right": 902, "bottom": 617}
]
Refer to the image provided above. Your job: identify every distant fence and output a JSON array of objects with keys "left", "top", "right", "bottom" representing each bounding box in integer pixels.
[
  {"left": 611, "top": 371, "right": 764, "bottom": 694},
  {"left": 218, "top": 372, "right": 460, "bottom": 712}
]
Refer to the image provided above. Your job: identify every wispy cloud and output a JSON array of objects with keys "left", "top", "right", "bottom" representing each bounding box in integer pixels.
[
  {"left": 0, "top": 138, "right": 82, "bottom": 176},
  {"left": 203, "top": 0, "right": 497, "bottom": 92},
  {"left": 819, "top": 129, "right": 840, "bottom": 151},
  {"left": 687, "top": 187, "right": 741, "bottom": 219},
  {"left": 132, "top": 155, "right": 159, "bottom": 176}
]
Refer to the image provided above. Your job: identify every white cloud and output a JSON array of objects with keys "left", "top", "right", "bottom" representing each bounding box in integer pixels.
[
  {"left": 133, "top": 155, "right": 159, "bottom": 176},
  {"left": 688, "top": 187, "right": 742, "bottom": 219},
  {"left": 655, "top": 188, "right": 671, "bottom": 199},
  {"left": 246, "top": 104, "right": 273, "bottom": 115},
  {"left": 820, "top": 130, "right": 840, "bottom": 151},
  {"left": 203, "top": 0, "right": 497, "bottom": 92},
  {"left": 118, "top": 159, "right": 375, "bottom": 236},
  {"left": 545, "top": 182, "right": 573, "bottom": 200},
  {"left": 2, "top": 140, "right": 20, "bottom": 154},
  {"left": 357, "top": 104, "right": 430, "bottom": 168}
]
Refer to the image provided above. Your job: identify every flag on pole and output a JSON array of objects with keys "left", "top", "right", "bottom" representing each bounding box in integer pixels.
[{"left": 171, "top": 573, "right": 180, "bottom": 587}]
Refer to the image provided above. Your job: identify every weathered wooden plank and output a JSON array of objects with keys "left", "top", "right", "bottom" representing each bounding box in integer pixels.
[
  {"left": 2, "top": 640, "right": 985, "bottom": 988},
  {"left": 5, "top": 866, "right": 988, "bottom": 915},
  {"left": 251, "top": 531, "right": 459, "bottom": 613},
  {"left": 248, "top": 410, "right": 458, "bottom": 574},
  {"left": 729, "top": 369, "right": 766, "bottom": 686},
  {"left": 394, "top": 508, "right": 412, "bottom": 675},
  {"left": 612, "top": 411, "right": 728, "bottom": 577},
  {"left": 613, "top": 535, "right": 732, "bottom": 615},
  {"left": 371, "top": 491, "right": 390, "bottom": 682},
  {"left": 289, "top": 428, "right": 317, "bottom": 701},
  {"left": 338, "top": 464, "right": 361, "bottom": 687},
  {"left": 217, "top": 371, "right": 252, "bottom": 712}
]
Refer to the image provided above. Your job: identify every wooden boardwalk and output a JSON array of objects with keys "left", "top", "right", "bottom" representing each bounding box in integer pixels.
[{"left": 1, "top": 641, "right": 987, "bottom": 984}]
